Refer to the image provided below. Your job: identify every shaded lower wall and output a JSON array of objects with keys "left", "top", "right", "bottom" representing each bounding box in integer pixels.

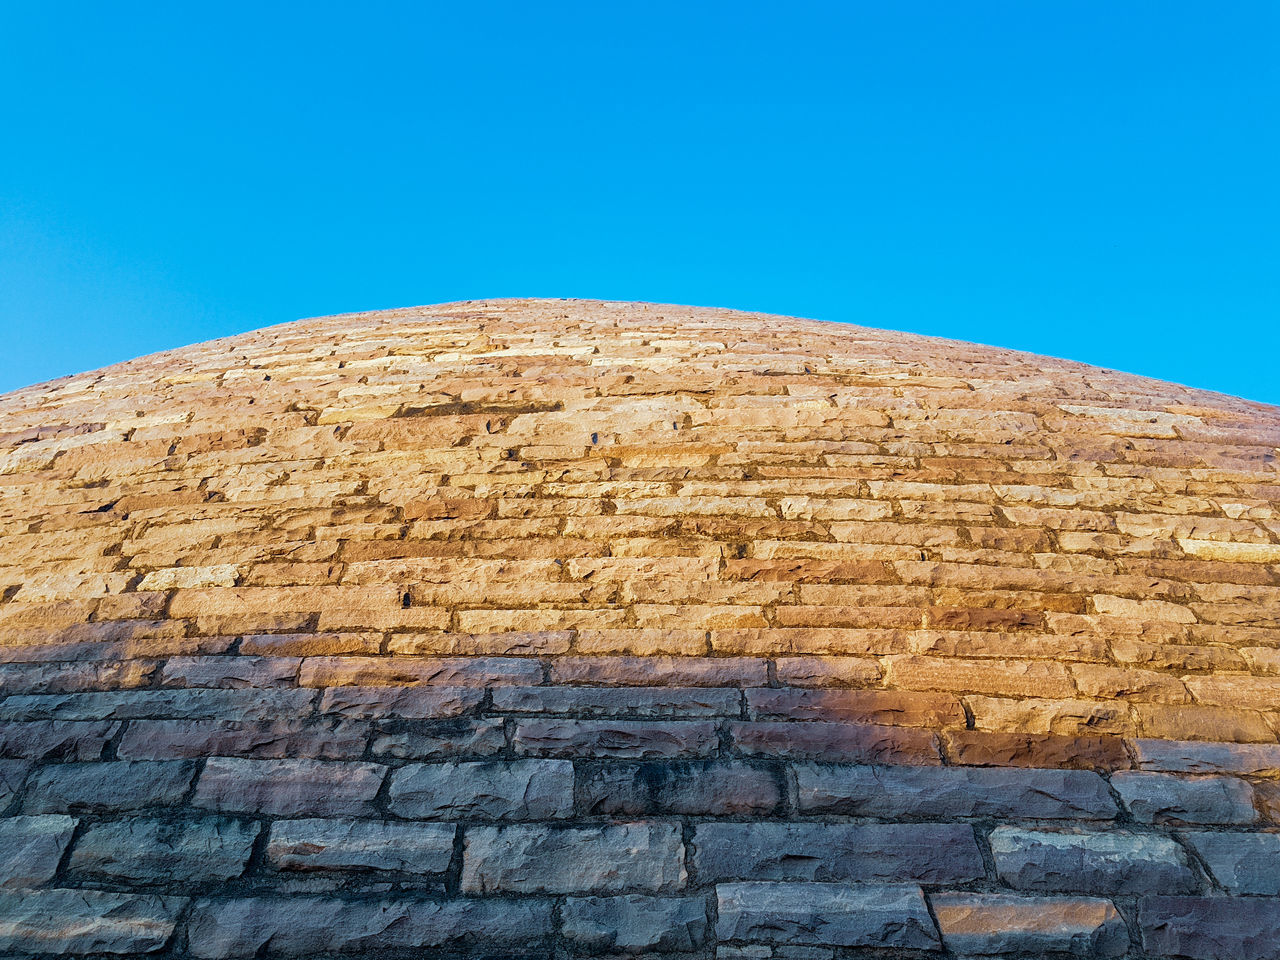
[{"left": 2, "top": 668, "right": 1279, "bottom": 959}]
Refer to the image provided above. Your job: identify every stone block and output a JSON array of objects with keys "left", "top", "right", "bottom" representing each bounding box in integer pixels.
[
  {"left": 729, "top": 721, "right": 941, "bottom": 764},
  {"left": 194, "top": 758, "right": 384, "bottom": 816},
  {"left": 187, "top": 895, "right": 552, "bottom": 958},
  {"left": 267, "top": 819, "right": 455, "bottom": 873},
  {"left": 795, "top": 764, "right": 1117, "bottom": 820},
  {"left": 0, "top": 814, "right": 76, "bottom": 888},
  {"left": 562, "top": 895, "right": 707, "bottom": 953},
  {"left": 491, "top": 685, "right": 741, "bottom": 717},
  {"left": 0, "top": 720, "right": 119, "bottom": 761},
  {"left": 116, "top": 718, "right": 368, "bottom": 760},
  {"left": 579, "top": 761, "right": 782, "bottom": 817},
  {"left": 715, "top": 882, "right": 939, "bottom": 950},
  {"left": 1141, "top": 896, "right": 1280, "bottom": 960},
  {"left": 1112, "top": 771, "right": 1257, "bottom": 824},
  {"left": 22, "top": 760, "right": 196, "bottom": 814},
  {"left": 388, "top": 760, "right": 573, "bottom": 819},
  {"left": 1184, "top": 832, "right": 1280, "bottom": 895},
  {"left": 1133, "top": 738, "right": 1280, "bottom": 776},
  {"left": 69, "top": 817, "right": 258, "bottom": 884},
  {"left": 0, "top": 689, "right": 318, "bottom": 721},
  {"left": 370, "top": 719, "right": 507, "bottom": 759},
  {"left": 461, "top": 822, "right": 685, "bottom": 894},
  {"left": 943, "top": 731, "right": 1130, "bottom": 770},
  {"left": 513, "top": 719, "right": 718, "bottom": 759},
  {"left": 694, "top": 822, "right": 984, "bottom": 883},
  {"left": 989, "top": 826, "right": 1198, "bottom": 894},
  {"left": 159, "top": 655, "right": 300, "bottom": 688},
  {"left": 0, "top": 888, "right": 187, "bottom": 953},
  {"left": 316, "top": 685, "right": 484, "bottom": 719},
  {"left": 298, "top": 654, "right": 542, "bottom": 687},
  {"left": 932, "top": 892, "right": 1128, "bottom": 956},
  {"left": 746, "top": 688, "right": 963, "bottom": 727}
]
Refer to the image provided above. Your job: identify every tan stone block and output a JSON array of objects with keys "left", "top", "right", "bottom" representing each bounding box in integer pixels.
[
  {"left": 884, "top": 656, "right": 1076, "bottom": 699},
  {"left": 455, "top": 608, "right": 627, "bottom": 633},
  {"left": 1179, "top": 539, "right": 1280, "bottom": 563},
  {"left": 1184, "top": 674, "right": 1280, "bottom": 711},
  {"left": 967, "top": 696, "right": 1133, "bottom": 736},
  {"left": 1137, "top": 703, "right": 1276, "bottom": 743},
  {"left": 1092, "top": 595, "right": 1196, "bottom": 623},
  {"left": 775, "top": 657, "right": 881, "bottom": 686},
  {"left": 1070, "top": 664, "right": 1189, "bottom": 703},
  {"left": 574, "top": 630, "right": 709, "bottom": 656}
]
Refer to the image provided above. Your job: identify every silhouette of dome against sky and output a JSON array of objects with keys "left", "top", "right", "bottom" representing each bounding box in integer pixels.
[{"left": 1, "top": 298, "right": 1278, "bottom": 958}]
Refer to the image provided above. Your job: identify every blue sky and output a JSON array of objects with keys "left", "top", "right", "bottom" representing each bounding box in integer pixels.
[{"left": 2, "top": 2, "right": 1277, "bottom": 403}]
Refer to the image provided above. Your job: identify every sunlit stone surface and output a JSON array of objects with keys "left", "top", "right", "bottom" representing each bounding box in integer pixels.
[{"left": 0, "top": 298, "right": 1278, "bottom": 957}]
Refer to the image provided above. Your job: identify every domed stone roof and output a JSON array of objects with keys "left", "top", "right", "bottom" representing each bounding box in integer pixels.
[{"left": 0, "top": 298, "right": 1277, "bottom": 958}]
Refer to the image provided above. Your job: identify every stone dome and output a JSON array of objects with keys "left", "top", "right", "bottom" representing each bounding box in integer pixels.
[{"left": 0, "top": 298, "right": 1277, "bottom": 958}]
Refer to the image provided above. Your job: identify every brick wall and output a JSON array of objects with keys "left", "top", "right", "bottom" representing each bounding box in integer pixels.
[{"left": 0, "top": 299, "right": 1277, "bottom": 957}]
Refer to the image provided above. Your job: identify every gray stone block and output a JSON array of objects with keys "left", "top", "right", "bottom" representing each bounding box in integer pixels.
[
  {"left": 990, "top": 825, "right": 1198, "bottom": 894},
  {"left": 1141, "top": 896, "right": 1280, "bottom": 960},
  {"left": 795, "top": 763, "right": 1117, "bottom": 819},
  {"left": 1184, "top": 832, "right": 1280, "bottom": 895},
  {"left": 1112, "top": 772, "right": 1257, "bottom": 824},
  {"left": 715, "top": 882, "right": 939, "bottom": 950},
  {"left": 0, "top": 888, "right": 187, "bottom": 953},
  {"left": 22, "top": 760, "right": 196, "bottom": 814},
  {"left": 0, "top": 814, "right": 76, "bottom": 888},
  {"left": 388, "top": 759, "right": 573, "bottom": 820},
  {"left": 194, "top": 758, "right": 384, "bottom": 816},
  {"left": 0, "top": 689, "right": 318, "bottom": 721},
  {"left": 579, "top": 761, "right": 782, "bottom": 816},
  {"left": 69, "top": 817, "right": 258, "bottom": 884},
  {"left": 187, "top": 895, "right": 552, "bottom": 958},
  {"left": 562, "top": 895, "right": 708, "bottom": 953},
  {"left": 461, "top": 822, "right": 685, "bottom": 894},
  {"left": 694, "top": 822, "right": 984, "bottom": 883},
  {"left": 267, "top": 818, "right": 455, "bottom": 873}
]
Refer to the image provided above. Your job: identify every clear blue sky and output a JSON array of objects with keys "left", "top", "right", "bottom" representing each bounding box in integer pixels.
[{"left": 2, "top": 2, "right": 1277, "bottom": 403}]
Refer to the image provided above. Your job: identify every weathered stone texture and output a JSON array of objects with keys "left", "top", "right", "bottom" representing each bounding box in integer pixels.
[
  {"left": 461, "top": 822, "right": 686, "bottom": 894},
  {"left": 388, "top": 759, "right": 574, "bottom": 820},
  {"left": 715, "top": 882, "right": 939, "bottom": 949},
  {"left": 69, "top": 817, "right": 258, "bottom": 884},
  {"left": 2, "top": 299, "right": 1280, "bottom": 958}
]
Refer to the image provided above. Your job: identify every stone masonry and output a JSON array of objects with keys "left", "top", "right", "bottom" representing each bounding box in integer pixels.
[{"left": 0, "top": 298, "right": 1278, "bottom": 958}]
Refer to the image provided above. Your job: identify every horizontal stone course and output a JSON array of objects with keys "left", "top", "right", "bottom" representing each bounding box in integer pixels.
[
  {"left": 989, "top": 826, "right": 1199, "bottom": 894},
  {"left": 193, "top": 758, "right": 385, "bottom": 817},
  {"left": 694, "top": 821, "right": 984, "bottom": 884},
  {"left": 69, "top": 817, "right": 259, "bottom": 884},
  {"left": 562, "top": 894, "right": 708, "bottom": 953},
  {"left": 579, "top": 761, "right": 782, "bottom": 816},
  {"left": 388, "top": 759, "right": 574, "bottom": 820},
  {"left": 22, "top": 760, "right": 196, "bottom": 814},
  {"left": 1112, "top": 771, "right": 1258, "bottom": 824},
  {"left": 461, "top": 822, "right": 686, "bottom": 894},
  {"left": 513, "top": 719, "right": 719, "bottom": 759},
  {"left": 715, "top": 882, "right": 939, "bottom": 950},
  {"left": 186, "top": 895, "right": 553, "bottom": 958},
  {"left": 0, "top": 887, "right": 187, "bottom": 954},
  {"left": 795, "top": 764, "right": 1117, "bottom": 819},
  {"left": 931, "top": 892, "right": 1129, "bottom": 957},
  {"left": 267, "top": 818, "right": 456, "bottom": 873}
]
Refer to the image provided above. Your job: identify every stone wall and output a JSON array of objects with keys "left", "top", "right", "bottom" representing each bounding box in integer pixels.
[{"left": 0, "top": 299, "right": 1278, "bottom": 958}]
